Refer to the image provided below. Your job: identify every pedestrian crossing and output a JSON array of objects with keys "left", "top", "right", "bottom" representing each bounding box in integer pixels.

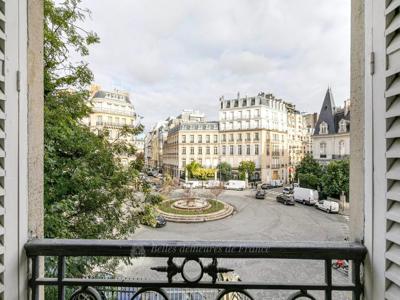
[{"left": 266, "top": 190, "right": 282, "bottom": 196}]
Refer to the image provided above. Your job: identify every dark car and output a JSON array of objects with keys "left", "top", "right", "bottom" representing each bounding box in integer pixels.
[
  {"left": 282, "top": 187, "right": 293, "bottom": 194},
  {"left": 255, "top": 190, "right": 266, "bottom": 199},
  {"left": 276, "top": 194, "right": 295, "bottom": 205},
  {"left": 261, "top": 183, "right": 273, "bottom": 190},
  {"left": 155, "top": 215, "right": 167, "bottom": 228}
]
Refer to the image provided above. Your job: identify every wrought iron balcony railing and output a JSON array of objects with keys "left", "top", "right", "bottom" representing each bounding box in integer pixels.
[
  {"left": 92, "top": 107, "right": 136, "bottom": 117},
  {"left": 25, "top": 239, "right": 366, "bottom": 300}
]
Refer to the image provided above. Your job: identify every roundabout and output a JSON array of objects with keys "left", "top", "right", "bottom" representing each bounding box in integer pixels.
[{"left": 157, "top": 197, "right": 234, "bottom": 223}]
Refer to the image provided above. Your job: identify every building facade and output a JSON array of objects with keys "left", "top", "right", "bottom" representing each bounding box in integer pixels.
[
  {"left": 163, "top": 121, "right": 220, "bottom": 178},
  {"left": 302, "top": 112, "right": 319, "bottom": 155},
  {"left": 145, "top": 121, "right": 169, "bottom": 170},
  {"left": 312, "top": 88, "right": 350, "bottom": 164},
  {"left": 218, "top": 92, "right": 310, "bottom": 183},
  {"left": 82, "top": 85, "right": 143, "bottom": 164}
]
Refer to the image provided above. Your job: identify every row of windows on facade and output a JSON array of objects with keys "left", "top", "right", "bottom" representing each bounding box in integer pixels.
[
  {"left": 220, "top": 98, "right": 285, "bottom": 110},
  {"left": 220, "top": 120, "right": 290, "bottom": 131},
  {"left": 96, "top": 115, "right": 134, "bottom": 125},
  {"left": 94, "top": 101, "right": 133, "bottom": 112},
  {"left": 181, "top": 124, "right": 218, "bottom": 130},
  {"left": 105, "top": 92, "right": 127, "bottom": 101},
  {"left": 319, "top": 141, "right": 346, "bottom": 156},
  {"left": 221, "top": 109, "right": 261, "bottom": 120},
  {"left": 180, "top": 132, "right": 262, "bottom": 143},
  {"left": 319, "top": 120, "right": 348, "bottom": 134},
  {"left": 180, "top": 144, "right": 283, "bottom": 156}
]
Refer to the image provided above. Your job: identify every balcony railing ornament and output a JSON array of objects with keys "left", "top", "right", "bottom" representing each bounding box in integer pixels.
[
  {"left": 151, "top": 257, "right": 234, "bottom": 284},
  {"left": 216, "top": 289, "right": 254, "bottom": 300},
  {"left": 287, "top": 289, "right": 316, "bottom": 300},
  {"left": 70, "top": 286, "right": 103, "bottom": 300}
]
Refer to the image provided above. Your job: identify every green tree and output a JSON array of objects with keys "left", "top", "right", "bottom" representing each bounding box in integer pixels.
[
  {"left": 44, "top": 0, "right": 146, "bottom": 280},
  {"left": 186, "top": 161, "right": 201, "bottom": 178},
  {"left": 298, "top": 173, "right": 320, "bottom": 190},
  {"left": 321, "top": 159, "right": 350, "bottom": 199},
  {"left": 192, "top": 168, "right": 216, "bottom": 180},
  {"left": 294, "top": 155, "right": 323, "bottom": 180},
  {"left": 217, "top": 162, "right": 232, "bottom": 181},
  {"left": 238, "top": 161, "right": 256, "bottom": 180}
]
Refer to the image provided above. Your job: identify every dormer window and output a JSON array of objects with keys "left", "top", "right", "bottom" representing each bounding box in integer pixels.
[
  {"left": 339, "top": 119, "right": 347, "bottom": 133},
  {"left": 320, "top": 121, "right": 328, "bottom": 134}
]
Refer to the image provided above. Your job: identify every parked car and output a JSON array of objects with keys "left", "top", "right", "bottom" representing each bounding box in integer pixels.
[
  {"left": 224, "top": 180, "right": 246, "bottom": 191},
  {"left": 260, "top": 183, "right": 273, "bottom": 190},
  {"left": 282, "top": 187, "right": 293, "bottom": 194},
  {"left": 255, "top": 190, "right": 266, "bottom": 199},
  {"left": 146, "top": 169, "right": 159, "bottom": 177},
  {"left": 276, "top": 194, "right": 295, "bottom": 205},
  {"left": 155, "top": 215, "right": 167, "bottom": 228},
  {"left": 293, "top": 187, "right": 319, "bottom": 205},
  {"left": 315, "top": 200, "right": 339, "bottom": 213}
]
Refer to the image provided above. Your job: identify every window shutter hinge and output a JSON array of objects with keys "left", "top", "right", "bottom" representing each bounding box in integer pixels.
[
  {"left": 370, "top": 52, "right": 375, "bottom": 75},
  {"left": 16, "top": 70, "right": 21, "bottom": 92}
]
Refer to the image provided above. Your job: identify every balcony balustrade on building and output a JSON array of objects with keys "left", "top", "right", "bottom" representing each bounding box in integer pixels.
[
  {"left": 25, "top": 239, "right": 366, "bottom": 300},
  {"left": 95, "top": 121, "right": 136, "bottom": 128},
  {"left": 92, "top": 107, "right": 136, "bottom": 117}
]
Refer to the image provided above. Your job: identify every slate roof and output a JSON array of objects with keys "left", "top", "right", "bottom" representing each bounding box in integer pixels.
[
  {"left": 314, "top": 88, "right": 350, "bottom": 135},
  {"left": 92, "top": 90, "right": 131, "bottom": 104}
]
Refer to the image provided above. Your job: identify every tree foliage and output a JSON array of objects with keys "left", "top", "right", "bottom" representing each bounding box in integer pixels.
[
  {"left": 238, "top": 161, "right": 256, "bottom": 180},
  {"left": 297, "top": 173, "right": 320, "bottom": 190},
  {"left": 44, "top": 0, "right": 145, "bottom": 241},
  {"left": 217, "top": 162, "right": 232, "bottom": 181},
  {"left": 185, "top": 161, "right": 201, "bottom": 178},
  {"left": 192, "top": 168, "right": 216, "bottom": 180},
  {"left": 321, "top": 159, "right": 350, "bottom": 199},
  {"left": 294, "top": 155, "right": 323, "bottom": 180}
]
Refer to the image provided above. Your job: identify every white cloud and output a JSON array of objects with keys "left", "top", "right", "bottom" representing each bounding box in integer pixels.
[{"left": 81, "top": 0, "right": 350, "bottom": 129}]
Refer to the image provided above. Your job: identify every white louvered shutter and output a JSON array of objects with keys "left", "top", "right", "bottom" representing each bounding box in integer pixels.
[
  {"left": 385, "top": 0, "right": 400, "bottom": 298},
  {"left": 0, "top": 1, "right": 5, "bottom": 296}
]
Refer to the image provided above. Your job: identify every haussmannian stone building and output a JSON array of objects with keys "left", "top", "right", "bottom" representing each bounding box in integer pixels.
[
  {"left": 218, "top": 92, "right": 309, "bottom": 183},
  {"left": 163, "top": 120, "right": 220, "bottom": 178},
  {"left": 149, "top": 94, "right": 314, "bottom": 183},
  {"left": 82, "top": 85, "right": 143, "bottom": 165}
]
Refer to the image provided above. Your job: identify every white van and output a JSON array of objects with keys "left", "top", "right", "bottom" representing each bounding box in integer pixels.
[
  {"left": 316, "top": 200, "right": 339, "bottom": 213},
  {"left": 224, "top": 180, "right": 246, "bottom": 191},
  {"left": 271, "top": 180, "right": 283, "bottom": 187},
  {"left": 293, "top": 187, "right": 319, "bottom": 205}
]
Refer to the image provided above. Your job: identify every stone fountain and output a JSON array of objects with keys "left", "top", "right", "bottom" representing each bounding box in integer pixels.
[{"left": 172, "top": 183, "right": 211, "bottom": 211}]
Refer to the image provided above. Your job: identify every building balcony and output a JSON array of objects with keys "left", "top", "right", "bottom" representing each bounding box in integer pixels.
[
  {"left": 95, "top": 121, "right": 136, "bottom": 128},
  {"left": 92, "top": 107, "right": 136, "bottom": 117},
  {"left": 25, "top": 239, "right": 366, "bottom": 300}
]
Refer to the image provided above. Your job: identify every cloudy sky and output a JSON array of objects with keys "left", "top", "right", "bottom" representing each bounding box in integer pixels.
[{"left": 81, "top": 0, "right": 350, "bottom": 131}]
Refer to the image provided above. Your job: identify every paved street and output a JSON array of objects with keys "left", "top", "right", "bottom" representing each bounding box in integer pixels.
[
  {"left": 133, "top": 187, "right": 349, "bottom": 241},
  {"left": 120, "top": 188, "right": 351, "bottom": 300}
]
